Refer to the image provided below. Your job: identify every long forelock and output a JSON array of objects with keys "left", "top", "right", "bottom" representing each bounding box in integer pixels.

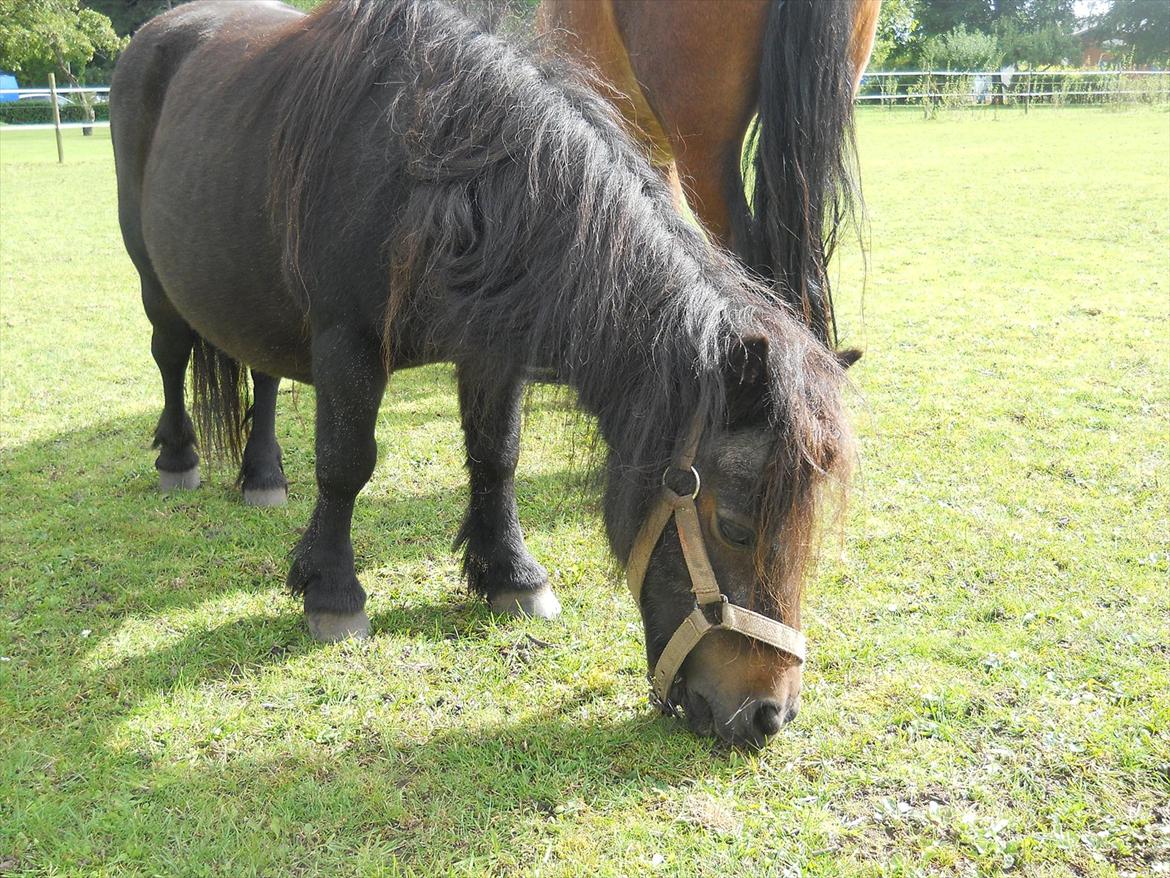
[{"left": 750, "top": 310, "right": 855, "bottom": 618}]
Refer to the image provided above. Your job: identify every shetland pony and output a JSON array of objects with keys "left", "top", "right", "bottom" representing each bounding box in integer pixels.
[{"left": 111, "top": 0, "right": 853, "bottom": 748}]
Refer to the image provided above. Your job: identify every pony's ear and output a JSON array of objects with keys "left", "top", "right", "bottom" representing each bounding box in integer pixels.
[
  {"left": 836, "top": 347, "right": 862, "bottom": 369},
  {"left": 724, "top": 334, "right": 771, "bottom": 426}
]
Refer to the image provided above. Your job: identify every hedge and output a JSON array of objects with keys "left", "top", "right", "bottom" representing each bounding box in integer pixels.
[{"left": 0, "top": 103, "right": 111, "bottom": 125}]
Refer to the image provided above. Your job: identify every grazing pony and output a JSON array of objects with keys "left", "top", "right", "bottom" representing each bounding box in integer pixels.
[
  {"left": 111, "top": 0, "right": 854, "bottom": 748},
  {"left": 538, "top": 0, "right": 881, "bottom": 347}
]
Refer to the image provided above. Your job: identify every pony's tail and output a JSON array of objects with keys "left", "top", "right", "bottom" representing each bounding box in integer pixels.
[
  {"left": 735, "top": 0, "right": 860, "bottom": 349},
  {"left": 189, "top": 336, "right": 250, "bottom": 465}
]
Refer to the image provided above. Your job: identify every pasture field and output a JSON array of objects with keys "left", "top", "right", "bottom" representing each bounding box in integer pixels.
[{"left": 1, "top": 107, "right": 1167, "bottom": 877}]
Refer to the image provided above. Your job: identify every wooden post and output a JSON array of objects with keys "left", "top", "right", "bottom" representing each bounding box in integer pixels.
[{"left": 48, "top": 73, "right": 64, "bottom": 163}]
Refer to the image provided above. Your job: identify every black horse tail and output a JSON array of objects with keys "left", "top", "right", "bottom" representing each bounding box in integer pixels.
[
  {"left": 734, "top": 0, "right": 860, "bottom": 349},
  {"left": 189, "top": 336, "right": 250, "bottom": 465}
]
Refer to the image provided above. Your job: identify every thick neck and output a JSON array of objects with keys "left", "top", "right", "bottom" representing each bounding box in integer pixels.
[{"left": 343, "top": 0, "right": 740, "bottom": 485}]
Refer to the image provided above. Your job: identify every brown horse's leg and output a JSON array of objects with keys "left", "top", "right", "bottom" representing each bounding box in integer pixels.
[
  {"left": 608, "top": 0, "right": 770, "bottom": 252},
  {"left": 664, "top": 163, "right": 687, "bottom": 216},
  {"left": 142, "top": 275, "right": 200, "bottom": 490},
  {"left": 672, "top": 144, "right": 739, "bottom": 247},
  {"left": 538, "top": 0, "right": 678, "bottom": 166}
]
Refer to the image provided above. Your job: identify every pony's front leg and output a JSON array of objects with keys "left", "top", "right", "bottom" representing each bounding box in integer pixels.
[
  {"left": 455, "top": 366, "right": 560, "bottom": 620},
  {"left": 288, "top": 330, "right": 386, "bottom": 642}
]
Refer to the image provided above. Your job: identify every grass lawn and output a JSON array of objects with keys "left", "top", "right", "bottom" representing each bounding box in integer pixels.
[{"left": 1, "top": 106, "right": 1167, "bottom": 877}]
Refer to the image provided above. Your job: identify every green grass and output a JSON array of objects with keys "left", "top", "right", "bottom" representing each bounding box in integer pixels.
[{"left": 1, "top": 108, "right": 1167, "bottom": 877}]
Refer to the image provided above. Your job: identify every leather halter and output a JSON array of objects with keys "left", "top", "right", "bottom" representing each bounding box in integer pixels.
[{"left": 625, "top": 413, "right": 807, "bottom": 712}]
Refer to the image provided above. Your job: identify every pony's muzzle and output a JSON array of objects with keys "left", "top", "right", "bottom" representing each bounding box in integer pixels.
[{"left": 678, "top": 629, "right": 803, "bottom": 749}]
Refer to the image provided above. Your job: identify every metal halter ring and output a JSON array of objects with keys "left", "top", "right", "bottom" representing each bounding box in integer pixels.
[
  {"left": 661, "top": 464, "right": 700, "bottom": 499},
  {"left": 700, "top": 594, "right": 728, "bottom": 626}
]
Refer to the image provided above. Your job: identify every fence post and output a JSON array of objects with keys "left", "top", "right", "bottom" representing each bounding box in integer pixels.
[{"left": 48, "top": 73, "right": 64, "bottom": 163}]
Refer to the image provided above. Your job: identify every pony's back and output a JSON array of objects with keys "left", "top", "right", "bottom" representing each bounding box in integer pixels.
[{"left": 112, "top": 1, "right": 303, "bottom": 281}]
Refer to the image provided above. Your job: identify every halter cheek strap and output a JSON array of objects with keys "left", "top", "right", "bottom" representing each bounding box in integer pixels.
[{"left": 625, "top": 415, "right": 807, "bottom": 712}]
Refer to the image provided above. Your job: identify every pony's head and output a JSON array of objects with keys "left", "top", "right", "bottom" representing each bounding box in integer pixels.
[{"left": 605, "top": 316, "right": 855, "bottom": 749}]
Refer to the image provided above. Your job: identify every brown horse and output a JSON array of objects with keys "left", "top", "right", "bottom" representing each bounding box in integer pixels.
[{"left": 538, "top": 0, "right": 881, "bottom": 347}]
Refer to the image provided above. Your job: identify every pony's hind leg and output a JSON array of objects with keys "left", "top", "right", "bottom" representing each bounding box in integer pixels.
[
  {"left": 455, "top": 367, "right": 560, "bottom": 620},
  {"left": 288, "top": 329, "right": 385, "bottom": 642},
  {"left": 239, "top": 370, "right": 289, "bottom": 506},
  {"left": 143, "top": 278, "right": 199, "bottom": 490}
]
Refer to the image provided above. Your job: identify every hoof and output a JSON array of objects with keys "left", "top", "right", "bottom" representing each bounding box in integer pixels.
[
  {"left": 490, "top": 587, "right": 562, "bottom": 620},
  {"left": 244, "top": 486, "right": 288, "bottom": 507},
  {"left": 306, "top": 609, "right": 370, "bottom": 643},
  {"left": 159, "top": 466, "right": 200, "bottom": 491}
]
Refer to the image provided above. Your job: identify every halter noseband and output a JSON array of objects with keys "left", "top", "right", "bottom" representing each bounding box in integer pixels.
[{"left": 625, "top": 413, "right": 807, "bottom": 713}]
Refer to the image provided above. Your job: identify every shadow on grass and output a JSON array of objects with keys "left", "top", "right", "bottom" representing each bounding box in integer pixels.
[
  {"left": 1, "top": 402, "right": 732, "bottom": 870},
  {"left": 106, "top": 707, "right": 729, "bottom": 872},
  {"left": 0, "top": 368, "right": 596, "bottom": 630},
  {"left": 2, "top": 413, "right": 677, "bottom": 701},
  {"left": 0, "top": 372, "right": 595, "bottom": 647}
]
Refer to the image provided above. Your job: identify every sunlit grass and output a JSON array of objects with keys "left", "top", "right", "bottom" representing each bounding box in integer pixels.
[{"left": 1, "top": 108, "right": 1167, "bottom": 876}]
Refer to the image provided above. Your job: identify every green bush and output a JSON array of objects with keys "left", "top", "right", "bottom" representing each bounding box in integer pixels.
[
  {"left": 0, "top": 102, "right": 110, "bottom": 125},
  {"left": 920, "top": 25, "right": 1002, "bottom": 71}
]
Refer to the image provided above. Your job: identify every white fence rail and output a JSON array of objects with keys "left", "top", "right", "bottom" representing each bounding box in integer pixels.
[
  {"left": 857, "top": 69, "right": 1170, "bottom": 107},
  {"left": 3, "top": 72, "right": 1167, "bottom": 119},
  {"left": 2, "top": 70, "right": 1168, "bottom": 161},
  {"left": 0, "top": 86, "right": 111, "bottom": 95},
  {"left": 2, "top": 122, "right": 112, "bottom": 131}
]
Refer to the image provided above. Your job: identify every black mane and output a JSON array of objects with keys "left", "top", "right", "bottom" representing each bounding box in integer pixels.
[{"left": 271, "top": 0, "right": 851, "bottom": 581}]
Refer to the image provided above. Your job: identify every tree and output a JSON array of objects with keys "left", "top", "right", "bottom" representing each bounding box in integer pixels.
[
  {"left": 908, "top": 0, "right": 1081, "bottom": 68},
  {"left": 870, "top": 0, "right": 919, "bottom": 69},
  {"left": 0, "top": 0, "right": 124, "bottom": 82},
  {"left": 1093, "top": 0, "right": 1170, "bottom": 64},
  {"left": 915, "top": 0, "right": 1076, "bottom": 38},
  {"left": 996, "top": 18, "right": 1080, "bottom": 67},
  {"left": 920, "top": 24, "right": 1002, "bottom": 70},
  {"left": 0, "top": 0, "right": 124, "bottom": 130},
  {"left": 84, "top": 0, "right": 173, "bottom": 37}
]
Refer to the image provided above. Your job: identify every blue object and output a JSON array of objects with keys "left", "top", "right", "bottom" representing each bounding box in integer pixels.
[{"left": 0, "top": 72, "right": 18, "bottom": 103}]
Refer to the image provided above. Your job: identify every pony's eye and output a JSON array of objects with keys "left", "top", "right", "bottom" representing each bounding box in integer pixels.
[{"left": 716, "top": 515, "right": 756, "bottom": 550}]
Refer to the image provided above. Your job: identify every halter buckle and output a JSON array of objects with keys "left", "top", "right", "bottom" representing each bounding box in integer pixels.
[{"left": 647, "top": 675, "right": 678, "bottom": 716}]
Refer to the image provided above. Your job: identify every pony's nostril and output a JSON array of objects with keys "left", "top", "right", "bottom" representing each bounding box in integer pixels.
[{"left": 753, "top": 700, "right": 786, "bottom": 738}]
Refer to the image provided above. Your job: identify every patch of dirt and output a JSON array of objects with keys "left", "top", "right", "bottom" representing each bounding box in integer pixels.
[{"left": 670, "top": 792, "right": 742, "bottom": 837}]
